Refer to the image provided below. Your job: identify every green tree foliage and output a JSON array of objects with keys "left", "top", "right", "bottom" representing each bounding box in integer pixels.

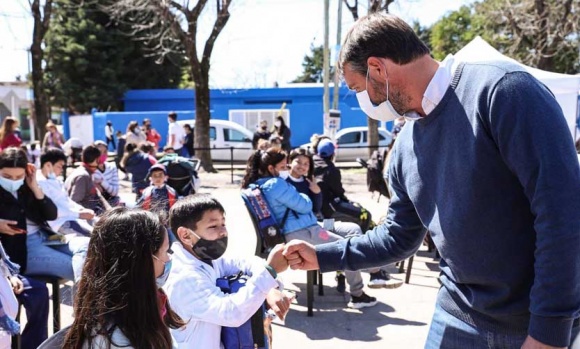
[
  {"left": 429, "top": 5, "right": 486, "bottom": 61},
  {"left": 44, "top": 0, "right": 183, "bottom": 114},
  {"left": 429, "top": 0, "right": 579, "bottom": 74},
  {"left": 292, "top": 45, "right": 335, "bottom": 83}
]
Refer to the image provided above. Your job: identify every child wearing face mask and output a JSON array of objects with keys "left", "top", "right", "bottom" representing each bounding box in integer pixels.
[
  {"left": 136, "top": 164, "right": 177, "bottom": 215},
  {"left": 93, "top": 140, "right": 121, "bottom": 209},
  {"left": 164, "top": 194, "right": 291, "bottom": 349},
  {"left": 65, "top": 145, "right": 103, "bottom": 215}
]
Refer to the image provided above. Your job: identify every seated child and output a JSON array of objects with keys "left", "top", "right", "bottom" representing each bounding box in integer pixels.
[
  {"left": 0, "top": 240, "right": 49, "bottom": 349},
  {"left": 164, "top": 194, "right": 291, "bottom": 349},
  {"left": 136, "top": 164, "right": 177, "bottom": 215}
]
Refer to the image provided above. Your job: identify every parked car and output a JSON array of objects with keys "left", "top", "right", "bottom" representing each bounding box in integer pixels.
[
  {"left": 177, "top": 119, "right": 254, "bottom": 162},
  {"left": 301, "top": 126, "right": 393, "bottom": 162}
]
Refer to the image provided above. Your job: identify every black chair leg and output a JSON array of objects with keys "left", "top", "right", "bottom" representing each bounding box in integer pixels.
[
  {"left": 317, "top": 271, "right": 323, "bottom": 296},
  {"left": 405, "top": 256, "right": 414, "bottom": 284},
  {"left": 306, "top": 270, "right": 314, "bottom": 317},
  {"left": 398, "top": 259, "right": 406, "bottom": 273},
  {"left": 52, "top": 281, "right": 61, "bottom": 332}
]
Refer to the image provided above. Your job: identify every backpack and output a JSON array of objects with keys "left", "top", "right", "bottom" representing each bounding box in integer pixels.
[
  {"left": 217, "top": 272, "right": 270, "bottom": 349},
  {"left": 365, "top": 150, "right": 390, "bottom": 200},
  {"left": 157, "top": 154, "right": 200, "bottom": 197},
  {"left": 241, "top": 185, "right": 290, "bottom": 256}
]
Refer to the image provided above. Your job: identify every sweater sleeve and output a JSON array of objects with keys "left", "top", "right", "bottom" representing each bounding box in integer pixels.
[
  {"left": 316, "top": 147, "right": 427, "bottom": 272},
  {"left": 69, "top": 175, "right": 90, "bottom": 205},
  {"left": 487, "top": 72, "right": 580, "bottom": 347}
]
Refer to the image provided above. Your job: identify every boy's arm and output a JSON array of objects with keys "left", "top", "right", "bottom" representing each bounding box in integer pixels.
[{"left": 169, "top": 257, "right": 277, "bottom": 328}]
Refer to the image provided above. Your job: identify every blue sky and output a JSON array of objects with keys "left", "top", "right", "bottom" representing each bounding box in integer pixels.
[{"left": 0, "top": 0, "right": 477, "bottom": 87}]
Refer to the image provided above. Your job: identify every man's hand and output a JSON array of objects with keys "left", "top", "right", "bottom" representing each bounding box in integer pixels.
[
  {"left": 283, "top": 240, "right": 319, "bottom": 271},
  {"left": 266, "top": 244, "right": 289, "bottom": 274},
  {"left": 521, "top": 335, "right": 565, "bottom": 349},
  {"left": 79, "top": 209, "right": 95, "bottom": 220},
  {"left": 0, "top": 219, "right": 26, "bottom": 236},
  {"left": 10, "top": 276, "right": 23, "bottom": 295},
  {"left": 266, "top": 288, "right": 293, "bottom": 321}
]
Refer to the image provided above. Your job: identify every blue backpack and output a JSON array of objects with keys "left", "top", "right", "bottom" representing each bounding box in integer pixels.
[
  {"left": 241, "top": 185, "right": 290, "bottom": 255},
  {"left": 217, "top": 272, "right": 270, "bottom": 349}
]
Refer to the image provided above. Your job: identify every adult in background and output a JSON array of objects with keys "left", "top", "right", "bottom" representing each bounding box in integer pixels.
[
  {"left": 143, "top": 118, "right": 162, "bottom": 150},
  {"left": 93, "top": 141, "right": 121, "bottom": 208},
  {"left": 125, "top": 121, "right": 147, "bottom": 146},
  {"left": 284, "top": 13, "right": 580, "bottom": 349},
  {"left": 121, "top": 143, "right": 157, "bottom": 201},
  {"left": 62, "top": 207, "right": 185, "bottom": 349},
  {"left": 115, "top": 130, "right": 128, "bottom": 180},
  {"left": 105, "top": 121, "right": 115, "bottom": 151},
  {"left": 0, "top": 147, "right": 89, "bottom": 283},
  {"left": 252, "top": 120, "right": 271, "bottom": 149},
  {"left": 41, "top": 121, "right": 64, "bottom": 151},
  {"left": 166, "top": 112, "right": 186, "bottom": 157},
  {"left": 183, "top": 124, "right": 194, "bottom": 157},
  {"left": 271, "top": 116, "right": 291, "bottom": 153},
  {"left": 0, "top": 117, "right": 22, "bottom": 151}
]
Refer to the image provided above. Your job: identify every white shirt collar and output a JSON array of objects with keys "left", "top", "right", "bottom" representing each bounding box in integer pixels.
[{"left": 405, "top": 54, "right": 457, "bottom": 120}]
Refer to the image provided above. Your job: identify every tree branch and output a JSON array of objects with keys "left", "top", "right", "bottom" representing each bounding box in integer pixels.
[{"left": 201, "top": 0, "right": 231, "bottom": 71}]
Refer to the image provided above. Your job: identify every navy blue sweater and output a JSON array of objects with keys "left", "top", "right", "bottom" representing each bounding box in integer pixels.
[
  {"left": 316, "top": 61, "right": 580, "bottom": 346},
  {"left": 285, "top": 175, "right": 323, "bottom": 214}
]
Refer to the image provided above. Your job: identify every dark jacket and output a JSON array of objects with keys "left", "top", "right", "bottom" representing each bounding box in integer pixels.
[
  {"left": 125, "top": 152, "right": 156, "bottom": 194},
  {"left": 252, "top": 130, "right": 271, "bottom": 149},
  {"left": 313, "top": 154, "right": 348, "bottom": 218},
  {"left": 0, "top": 184, "right": 57, "bottom": 273}
]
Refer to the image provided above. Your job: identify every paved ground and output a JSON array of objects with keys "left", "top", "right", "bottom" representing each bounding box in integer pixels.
[{"left": 35, "top": 167, "right": 441, "bottom": 348}]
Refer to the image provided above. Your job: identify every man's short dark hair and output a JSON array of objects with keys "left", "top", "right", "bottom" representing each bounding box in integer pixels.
[
  {"left": 169, "top": 194, "right": 225, "bottom": 242},
  {"left": 40, "top": 147, "right": 67, "bottom": 167},
  {"left": 168, "top": 112, "right": 178, "bottom": 121},
  {"left": 338, "top": 13, "right": 430, "bottom": 76},
  {"left": 82, "top": 145, "right": 102, "bottom": 164}
]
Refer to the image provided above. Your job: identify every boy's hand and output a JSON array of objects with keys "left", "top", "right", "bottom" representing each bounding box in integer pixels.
[
  {"left": 79, "top": 209, "right": 95, "bottom": 220},
  {"left": 10, "top": 276, "right": 23, "bottom": 295},
  {"left": 266, "top": 244, "right": 289, "bottom": 274},
  {"left": 266, "top": 288, "right": 293, "bottom": 321}
]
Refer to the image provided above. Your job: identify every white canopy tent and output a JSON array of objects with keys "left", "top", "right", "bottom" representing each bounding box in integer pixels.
[{"left": 455, "top": 36, "right": 580, "bottom": 140}]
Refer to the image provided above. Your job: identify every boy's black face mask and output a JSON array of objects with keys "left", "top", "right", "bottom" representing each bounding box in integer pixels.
[{"left": 190, "top": 231, "right": 228, "bottom": 260}]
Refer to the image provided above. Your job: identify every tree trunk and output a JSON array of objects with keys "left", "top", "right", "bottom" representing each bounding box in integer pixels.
[
  {"left": 30, "top": 0, "right": 52, "bottom": 142},
  {"left": 193, "top": 68, "right": 216, "bottom": 173}
]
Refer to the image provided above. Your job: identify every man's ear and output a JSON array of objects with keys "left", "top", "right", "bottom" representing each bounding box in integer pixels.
[{"left": 367, "top": 57, "right": 389, "bottom": 79}]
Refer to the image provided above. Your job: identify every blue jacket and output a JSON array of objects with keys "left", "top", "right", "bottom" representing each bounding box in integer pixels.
[{"left": 254, "top": 177, "right": 317, "bottom": 234}]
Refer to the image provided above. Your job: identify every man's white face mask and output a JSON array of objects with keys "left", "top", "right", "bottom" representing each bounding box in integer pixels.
[{"left": 356, "top": 68, "right": 403, "bottom": 122}]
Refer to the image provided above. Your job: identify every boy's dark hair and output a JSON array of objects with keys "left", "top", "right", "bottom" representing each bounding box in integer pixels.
[
  {"left": 168, "top": 112, "right": 178, "bottom": 121},
  {"left": 41, "top": 147, "right": 67, "bottom": 167},
  {"left": 169, "top": 194, "right": 225, "bottom": 242},
  {"left": 82, "top": 145, "right": 102, "bottom": 164}
]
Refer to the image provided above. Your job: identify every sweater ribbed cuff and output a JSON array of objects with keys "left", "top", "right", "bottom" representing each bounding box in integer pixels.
[
  {"left": 528, "top": 314, "right": 574, "bottom": 347},
  {"left": 315, "top": 239, "right": 347, "bottom": 273}
]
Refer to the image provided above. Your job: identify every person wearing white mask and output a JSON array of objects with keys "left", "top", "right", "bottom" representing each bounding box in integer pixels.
[
  {"left": 283, "top": 13, "right": 580, "bottom": 349},
  {"left": 0, "top": 147, "right": 89, "bottom": 284},
  {"left": 271, "top": 116, "right": 291, "bottom": 153},
  {"left": 36, "top": 148, "right": 94, "bottom": 237},
  {"left": 241, "top": 148, "right": 379, "bottom": 309}
]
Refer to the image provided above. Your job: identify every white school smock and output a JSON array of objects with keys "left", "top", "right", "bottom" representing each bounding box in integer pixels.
[{"left": 164, "top": 242, "right": 277, "bottom": 349}]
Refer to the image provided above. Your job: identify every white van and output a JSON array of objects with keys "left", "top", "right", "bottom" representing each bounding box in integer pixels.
[{"left": 177, "top": 119, "right": 254, "bottom": 162}]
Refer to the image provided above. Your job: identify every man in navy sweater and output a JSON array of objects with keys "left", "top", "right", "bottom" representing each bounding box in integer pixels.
[{"left": 284, "top": 13, "right": 580, "bottom": 349}]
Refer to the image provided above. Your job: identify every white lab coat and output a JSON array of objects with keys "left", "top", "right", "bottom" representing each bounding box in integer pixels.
[{"left": 164, "top": 242, "right": 277, "bottom": 349}]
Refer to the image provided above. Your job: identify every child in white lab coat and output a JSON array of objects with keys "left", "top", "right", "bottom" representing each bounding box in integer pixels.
[
  {"left": 0, "top": 242, "right": 21, "bottom": 349},
  {"left": 164, "top": 194, "right": 291, "bottom": 349}
]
